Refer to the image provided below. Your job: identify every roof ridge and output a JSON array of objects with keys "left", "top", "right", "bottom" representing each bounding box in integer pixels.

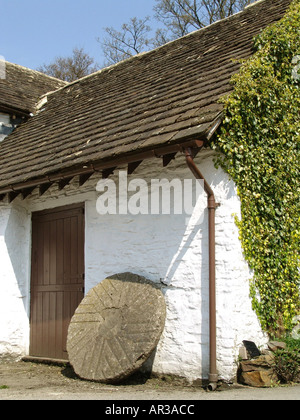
[
  {"left": 45, "top": 0, "right": 281, "bottom": 95},
  {"left": 5, "top": 61, "right": 68, "bottom": 85},
  {"left": 245, "top": 0, "right": 265, "bottom": 9}
]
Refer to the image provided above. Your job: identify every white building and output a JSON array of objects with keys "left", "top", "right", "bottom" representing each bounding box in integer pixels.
[{"left": 0, "top": 0, "right": 291, "bottom": 384}]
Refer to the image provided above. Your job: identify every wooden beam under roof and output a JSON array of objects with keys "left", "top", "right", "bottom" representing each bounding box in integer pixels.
[
  {"left": 0, "top": 138, "right": 206, "bottom": 196},
  {"left": 58, "top": 177, "right": 73, "bottom": 191},
  {"left": 8, "top": 191, "right": 20, "bottom": 203},
  {"left": 102, "top": 167, "right": 117, "bottom": 179},
  {"left": 128, "top": 160, "right": 143, "bottom": 175},
  {"left": 79, "top": 172, "right": 93, "bottom": 186},
  {"left": 39, "top": 182, "right": 53, "bottom": 196},
  {"left": 21, "top": 187, "right": 35, "bottom": 200},
  {"left": 163, "top": 153, "right": 177, "bottom": 168}
]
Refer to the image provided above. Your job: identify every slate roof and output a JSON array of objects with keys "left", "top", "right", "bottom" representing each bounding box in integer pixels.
[
  {"left": 0, "top": 0, "right": 292, "bottom": 194},
  {"left": 0, "top": 62, "right": 66, "bottom": 116}
]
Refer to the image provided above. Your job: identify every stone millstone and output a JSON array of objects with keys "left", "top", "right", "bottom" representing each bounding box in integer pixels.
[{"left": 67, "top": 272, "right": 166, "bottom": 383}]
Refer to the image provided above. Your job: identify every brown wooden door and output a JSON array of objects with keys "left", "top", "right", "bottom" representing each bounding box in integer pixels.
[{"left": 30, "top": 203, "right": 85, "bottom": 361}]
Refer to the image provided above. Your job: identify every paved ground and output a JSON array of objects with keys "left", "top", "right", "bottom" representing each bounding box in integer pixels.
[{"left": 0, "top": 361, "right": 299, "bottom": 401}]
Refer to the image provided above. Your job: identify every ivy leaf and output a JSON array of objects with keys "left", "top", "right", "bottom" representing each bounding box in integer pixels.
[{"left": 213, "top": 0, "right": 300, "bottom": 335}]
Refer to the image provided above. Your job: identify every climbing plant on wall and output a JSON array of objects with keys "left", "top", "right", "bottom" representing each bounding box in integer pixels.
[{"left": 212, "top": 0, "right": 300, "bottom": 335}]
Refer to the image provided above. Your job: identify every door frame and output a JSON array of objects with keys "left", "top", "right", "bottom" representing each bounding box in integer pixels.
[{"left": 29, "top": 202, "right": 85, "bottom": 361}]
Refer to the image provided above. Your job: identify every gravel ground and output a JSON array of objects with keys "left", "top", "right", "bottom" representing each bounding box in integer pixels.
[{"left": 0, "top": 360, "right": 299, "bottom": 401}]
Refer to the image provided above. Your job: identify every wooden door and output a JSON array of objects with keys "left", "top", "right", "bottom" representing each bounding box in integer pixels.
[{"left": 30, "top": 203, "right": 85, "bottom": 361}]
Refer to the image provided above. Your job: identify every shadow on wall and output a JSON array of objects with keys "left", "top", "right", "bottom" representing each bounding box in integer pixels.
[
  {"left": 0, "top": 203, "right": 31, "bottom": 358},
  {"left": 85, "top": 155, "right": 239, "bottom": 380},
  {"left": 85, "top": 156, "right": 237, "bottom": 380},
  {"left": 162, "top": 212, "right": 210, "bottom": 382},
  {"left": 86, "top": 180, "right": 211, "bottom": 379},
  {"left": 5, "top": 204, "right": 31, "bottom": 305}
]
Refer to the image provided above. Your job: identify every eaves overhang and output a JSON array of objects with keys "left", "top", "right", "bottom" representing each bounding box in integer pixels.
[{"left": 0, "top": 114, "right": 223, "bottom": 202}]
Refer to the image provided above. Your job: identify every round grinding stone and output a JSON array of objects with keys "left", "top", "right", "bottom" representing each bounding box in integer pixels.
[{"left": 67, "top": 272, "right": 166, "bottom": 383}]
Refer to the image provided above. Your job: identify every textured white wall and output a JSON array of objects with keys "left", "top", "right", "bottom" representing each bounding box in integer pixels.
[
  {"left": 0, "top": 204, "right": 31, "bottom": 359},
  {"left": 0, "top": 113, "right": 11, "bottom": 142},
  {"left": 0, "top": 152, "right": 267, "bottom": 380},
  {"left": 0, "top": 113, "right": 20, "bottom": 142}
]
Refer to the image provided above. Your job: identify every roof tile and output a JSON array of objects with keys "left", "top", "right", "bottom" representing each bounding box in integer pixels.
[
  {"left": 0, "top": 0, "right": 292, "bottom": 191},
  {"left": 0, "top": 62, "right": 66, "bottom": 115}
]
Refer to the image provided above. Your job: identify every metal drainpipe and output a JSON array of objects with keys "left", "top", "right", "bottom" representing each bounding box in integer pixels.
[{"left": 185, "top": 148, "right": 218, "bottom": 391}]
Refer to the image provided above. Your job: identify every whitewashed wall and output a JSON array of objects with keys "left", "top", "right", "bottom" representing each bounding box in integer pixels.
[
  {"left": 0, "top": 204, "right": 31, "bottom": 359},
  {"left": 0, "top": 113, "right": 20, "bottom": 142},
  {"left": 0, "top": 152, "right": 267, "bottom": 381}
]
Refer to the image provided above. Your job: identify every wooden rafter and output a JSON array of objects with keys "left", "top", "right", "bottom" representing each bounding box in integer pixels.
[
  {"left": 8, "top": 191, "right": 20, "bottom": 203},
  {"left": 128, "top": 160, "right": 143, "bottom": 175},
  {"left": 79, "top": 172, "right": 93, "bottom": 187},
  {"left": 0, "top": 139, "right": 206, "bottom": 197},
  {"left": 21, "top": 187, "right": 35, "bottom": 200},
  {"left": 102, "top": 167, "right": 117, "bottom": 179},
  {"left": 58, "top": 177, "right": 73, "bottom": 191},
  {"left": 39, "top": 182, "right": 53, "bottom": 196},
  {"left": 163, "top": 153, "right": 177, "bottom": 168}
]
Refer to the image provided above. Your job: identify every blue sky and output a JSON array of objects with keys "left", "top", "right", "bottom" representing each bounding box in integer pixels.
[{"left": 0, "top": 0, "right": 158, "bottom": 70}]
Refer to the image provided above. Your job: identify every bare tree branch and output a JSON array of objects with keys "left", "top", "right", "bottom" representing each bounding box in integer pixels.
[
  {"left": 37, "top": 47, "right": 100, "bottom": 82},
  {"left": 99, "top": 1, "right": 254, "bottom": 65},
  {"left": 154, "top": 0, "right": 253, "bottom": 35},
  {"left": 99, "top": 17, "right": 153, "bottom": 65}
]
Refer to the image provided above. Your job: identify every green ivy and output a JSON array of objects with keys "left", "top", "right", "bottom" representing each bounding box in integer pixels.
[{"left": 212, "top": 0, "right": 300, "bottom": 335}]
